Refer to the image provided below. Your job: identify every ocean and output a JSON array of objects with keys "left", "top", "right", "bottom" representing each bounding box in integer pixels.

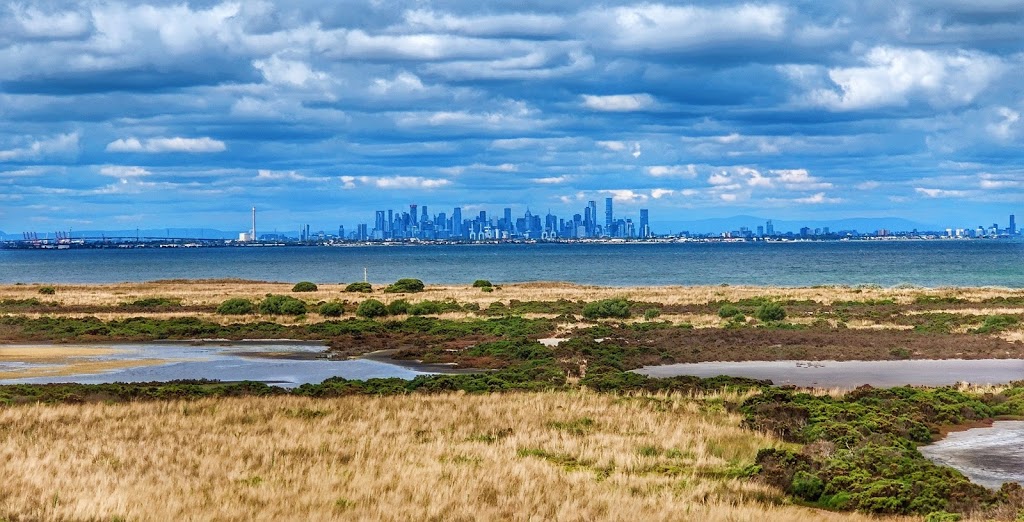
[{"left": 0, "top": 240, "right": 1021, "bottom": 287}]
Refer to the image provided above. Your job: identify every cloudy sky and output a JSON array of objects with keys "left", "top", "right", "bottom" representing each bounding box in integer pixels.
[{"left": 1, "top": 0, "right": 1022, "bottom": 234}]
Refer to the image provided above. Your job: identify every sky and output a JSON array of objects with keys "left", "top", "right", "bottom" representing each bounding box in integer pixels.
[{"left": 0, "top": 0, "right": 1022, "bottom": 234}]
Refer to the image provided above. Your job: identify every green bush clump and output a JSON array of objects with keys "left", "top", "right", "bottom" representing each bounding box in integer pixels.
[
  {"left": 38, "top": 286, "right": 55, "bottom": 295},
  {"left": 318, "top": 301, "right": 345, "bottom": 317},
  {"left": 582, "top": 298, "right": 631, "bottom": 319},
  {"left": 791, "top": 471, "right": 824, "bottom": 501},
  {"left": 643, "top": 309, "right": 661, "bottom": 321},
  {"left": 386, "top": 299, "right": 410, "bottom": 315},
  {"left": 408, "top": 299, "right": 463, "bottom": 316},
  {"left": 259, "top": 295, "right": 308, "bottom": 316},
  {"left": 718, "top": 304, "right": 742, "bottom": 318},
  {"left": 345, "top": 282, "right": 373, "bottom": 293},
  {"left": 755, "top": 302, "right": 786, "bottom": 322},
  {"left": 384, "top": 278, "right": 425, "bottom": 293},
  {"left": 973, "top": 314, "right": 1019, "bottom": 334},
  {"left": 291, "top": 281, "right": 318, "bottom": 292},
  {"left": 472, "top": 280, "right": 493, "bottom": 288},
  {"left": 356, "top": 299, "right": 388, "bottom": 318},
  {"left": 217, "top": 298, "right": 255, "bottom": 315}
]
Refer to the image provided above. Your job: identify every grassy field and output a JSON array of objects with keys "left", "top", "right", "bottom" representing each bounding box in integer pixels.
[{"left": 0, "top": 390, "right": 914, "bottom": 522}]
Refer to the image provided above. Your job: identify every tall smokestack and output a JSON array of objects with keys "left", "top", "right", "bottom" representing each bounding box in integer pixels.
[{"left": 251, "top": 207, "right": 256, "bottom": 241}]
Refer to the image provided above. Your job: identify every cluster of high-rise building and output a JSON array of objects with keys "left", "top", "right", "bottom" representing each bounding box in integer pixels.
[{"left": 352, "top": 198, "right": 652, "bottom": 241}]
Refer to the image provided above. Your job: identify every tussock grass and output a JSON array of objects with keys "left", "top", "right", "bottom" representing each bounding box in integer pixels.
[
  {"left": 2, "top": 281, "right": 1022, "bottom": 309},
  {"left": 0, "top": 391, "right": 910, "bottom": 521}
]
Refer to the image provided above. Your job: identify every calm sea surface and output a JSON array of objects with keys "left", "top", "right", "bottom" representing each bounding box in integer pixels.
[{"left": 0, "top": 240, "right": 1021, "bottom": 286}]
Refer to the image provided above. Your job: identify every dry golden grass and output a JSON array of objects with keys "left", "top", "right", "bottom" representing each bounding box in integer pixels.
[
  {"left": 0, "top": 391, "right": 915, "bottom": 522},
  {"left": 4, "top": 280, "right": 1023, "bottom": 309}
]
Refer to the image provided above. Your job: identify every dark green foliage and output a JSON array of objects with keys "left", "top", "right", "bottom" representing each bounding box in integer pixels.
[
  {"left": 291, "top": 281, "right": 318, "bottom": 292},
  {"left": 464, "top": 339, "right": 552, "bottom": 360},
  {"left": 718, "top": 304, "right": 742, "bottom": 318},
  {"left": 259, "top": 295, "right": 307, "bottom": 316},
  {"left": 318, "top": 301, "right": 345, "bottom": 317},
  {"left": 408, "top": 299, "right": 463, "bottom": 316},
  {"left": 345, "top": 282, "right": 373, "bottom": 293},
  {"left": 386, "top": 299, "right": 410, "bottom": 315},
  {"left": 973, "top": 314, "right": 1019, "bottom": 334},
  {"left": 744, "top": 385, "right": 1024, "bottom": 516},
  {"left": 384, "top": 278, "right": 425, "bottom": 293},
  {"left": 791, "top": 471, "right": 825, "bottom": 501},
  {"left": 356, "top": 299, "right": 388, "bottom": 318},
  {"left": 472, "top": 280, "right": 493, "bottom": 288},
  {"left": 38, "top": 286, "right": 55, "bottom": 295},
  {"left": 217, "top": 298, "right": 255, "bottom": 315},
  {"left": 0, "top": 380, "right": 285, "bottom": 404},
  {"left": 643, "top": 308, "right": 661, "bottom": 320},
  {"left": 915, "top": 295, "right": 969, "bottom": 306},
  {"left": 582, "top": 298, "right": 631, "bottom": 319},
  {"left": 755, "top": 302, "right": 786, "bottom": 322}
]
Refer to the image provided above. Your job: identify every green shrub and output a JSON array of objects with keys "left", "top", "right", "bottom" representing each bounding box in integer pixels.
[
  {"left": 386, "top": 299, "right": 410, "bottom": 315},
  {"left": 481, "top": 287, "right": 494, "bottom": 293},
  {"left": 384, "top": 278, "right": 425, "bottom": 293},
  {"left": 718, "top": 304, "right": 742, "bottom": 318},
  {"left": 122, "top": 297, "right": 181, "bottom": 308},
  {"left": 644, "top": 309, "right": 661, "bottom": 321},
  {"left": 356, "top": 299, "right": 388, "bottom": 318},
  {"left": 318, "top": 301, "right": 345, "bottom": 317},
  {"left": 791, "top": 471, "right": 824, "bottom": 501},
  {"left": 974, "top": 314, "right": 1019, "bottom": 334},
  {"left": 345, "top": 282, "right": 373, "bottom": 293},
  {"left": 924, "top": 512, "right": 961, "bottom": 522},
  {"left": 291, "top": 281, "right": 318, "bottom": 292},
  {"left": 472, "top": 280, "right": 493, "bottom": 288},
  {"left": 582, "top": 298, "right": 631, "bottom": 319},
  {"left": 259, "top": 295, "right": 308, "bottom": 315},
  {"left": 755, "top": 302, "right": 786, "bottom": 322},
  {"left": 38, "top": 286, "right": 55, "bottom": 295},
  {"left": 216, "top": 298, "right": 255, "bottom": 315}
]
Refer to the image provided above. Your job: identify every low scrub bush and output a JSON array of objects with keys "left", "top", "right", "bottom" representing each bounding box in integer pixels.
[
  {"left": 217, "top": 298, "right": 255, "bottom": 315},
  {"left": 291, "top": 281, "right": 318, "bottom": 292},
  {"left": 356, "top": 299, "right": 388, "bottom": 318},
  {"left": 345, "top": 282, "right": 373, "bottom": 293},
  {"left": 121, "top": 297, "right": 182, "bottom": 309},
  {"left": 318, "top": 301, "right": 345, "bottom": 317},
  {"left": 472, "top": 280, "right": 493, "bottom": 288},
  {"left": 386, "top": 299, "right": 410, "bottom": 315},
  {"left": 37, "top": 286, "right": 55, "bottom": 295},
  {"left": 718, "top": 304, "right": 742, "bottom": 318},
  {"left": 384, "top": 278, "right": 425, "bottom": 293},
  {"left": 755, "top": 302, "right": 786, "bottom": 322},
  {"left": 259, "top": 295, "right": 307, "bottom": 316},
  {"left": 582, "top": 298, "right": 631, "bottom": 319}
]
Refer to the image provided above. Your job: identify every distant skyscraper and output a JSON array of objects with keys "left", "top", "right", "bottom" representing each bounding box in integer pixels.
[
  {"left": 605, "top": 197, "right": 613, "bottom": 236},
  {"left": 588, "top": 200, "right": 597, "bottom": 236},
  {"left": 504, "top": 207, "right": 512, "bottom": 233},
  {"left": 452, "top": 207, "right": 462, "bottom": 236},
  {"left": 639, "top": 209, "right": 649, "bottom": 238},
  {"left": 1011, "top": 214, "right": 1017, "bottom": 235},
  {"left": 766, "top": 220, "right": 774, "bottom": 236},
  {"left": 375, "top": 211, "right": 386, "bottom": 233}
]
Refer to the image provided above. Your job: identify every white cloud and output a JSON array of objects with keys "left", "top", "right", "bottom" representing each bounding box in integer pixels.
[
  {"left": 708, "top": 172, "right": 732, "bottom": 185},
  {"left": 581, "top": 94, "right": 654, "bottom": 112},
  {"left": 534, "top": 176, "right": 571, "bottom": 184},
  {"left": 978, "top": 173, "right": 1023, "bottom": 189},
  {"left": 253, "top": 55, "right": 328, "bottom": 87},
  {"left": 106, "top": 137, "right": 226, "bottom": 153},
  {"left": 986, "top": 106, "right": 1020, "bottom": 140},
  {"left": 14, "top": 7, "right": 91, "bottom": 39},
  {"left": 596, "top": 140, "right": 627, "bottom": 152},
  {"left": 99, "top": 165, "right": 150, "bottom": 178},
  {"left": 402, "top": 9, "right": 566, "bottom": 38},
  {"left": 915, "top": 187, "right": 969, "bottom": 198},
  {"left": 856, "top": 181, "right": 881, "bottom": 190},
  {"left": 650, "top": 188, "right": 675, "bottom": 199},
  {"left": 359, "top": 176, "right": 451, "bottom": 190},
  {"left": 719, "top": 193, "right": 738, "bottom": 202},
  {"left": 0, "top": 133, "right": 79, "bottom": 161},
  {"left": 340, "top": 176, "right": 357, "bottom": 189},
  {"left": 631, "top": 142, "right": 642, "bottom": 158},
  {"left": 647, "top": 165, "right": 697, "bottom": 178},
  {"left": 602, "top": 189, "right": 648, "bottom": 203},
  {"left": 370, "top": 72, "right": 426, "bottom": 95},
  {"left": 801, "top": 46, "right": 1005, "bottom": 110},
  {"left": 794, "top": 192, "right": 842, "bottom": 204},
  {"left": 584, "top": 4, "right": 786, "bottom": 51}
]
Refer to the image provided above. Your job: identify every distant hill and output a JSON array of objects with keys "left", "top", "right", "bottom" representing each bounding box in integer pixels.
[{"left": 652, "top": 215, "right": 938, "bottom": 235}]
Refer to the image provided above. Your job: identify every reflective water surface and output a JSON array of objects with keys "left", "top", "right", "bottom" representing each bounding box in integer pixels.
[{"left": 919, "top": 421, "right": 1024, "bottom": 489}]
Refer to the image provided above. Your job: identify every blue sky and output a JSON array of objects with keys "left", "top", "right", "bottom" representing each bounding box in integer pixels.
[{"left": 0, "top": 0, "right": 1021, "bottom": 234}]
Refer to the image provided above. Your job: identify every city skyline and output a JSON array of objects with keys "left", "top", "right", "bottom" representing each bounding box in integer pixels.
[{"left": 1, "top": 2, "right": 1023, "bottom": 231}]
